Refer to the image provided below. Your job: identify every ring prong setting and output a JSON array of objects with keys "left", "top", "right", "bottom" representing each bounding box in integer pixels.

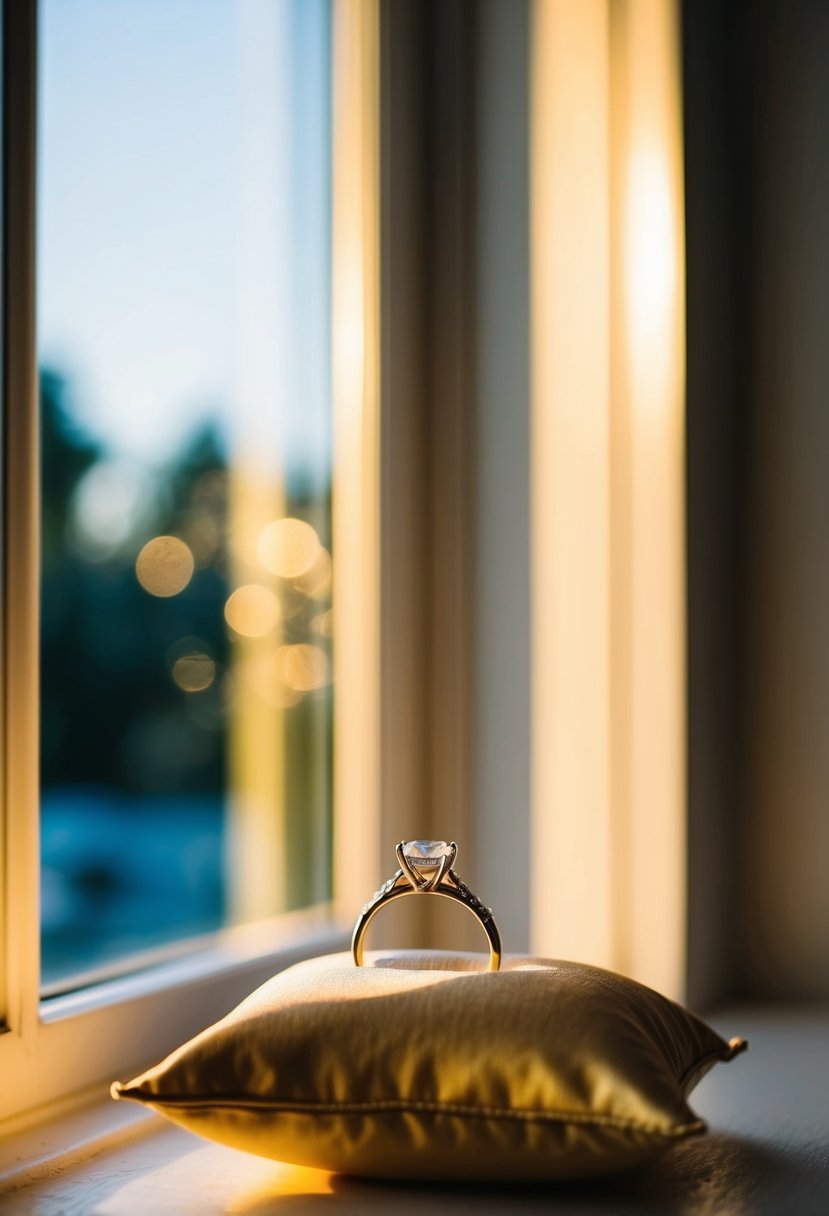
[{"left": 397, "top": 839, "right": 456, "bottom": 891}]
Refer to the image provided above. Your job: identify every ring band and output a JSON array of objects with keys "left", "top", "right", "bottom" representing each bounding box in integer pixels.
[{"left": 351, "top": 840, "right": 502, "bottom": 971}]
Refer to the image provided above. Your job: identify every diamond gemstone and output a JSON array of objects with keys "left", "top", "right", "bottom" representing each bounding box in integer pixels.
[{"left": 402, "top": 839, "right": 453, "bottom": 867}]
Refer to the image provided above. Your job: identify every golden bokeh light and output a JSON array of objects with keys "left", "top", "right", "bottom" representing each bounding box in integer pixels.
[
  {"left": 135, "top": 535, "right": 194, "bottom": 597},
  {"left": 274, "top": 643, "right": 330, "bottom": 692},
  {"left": 293, "top": 546, "right": 332, "bottom": 600},
  {"left": 224, "top": 583, "right": 281, "bottom": 638},
  {"left": 172, "top": 652, "right": 216, "bottom": 693},
  {"left": 257, "top": 656, "right": 303, "bottom": 709},
  {"left": 257, "top": 517, "right": 321, "bottom": 579},
  {"left": 311, "top": 609, "right": 333, "bottom": 636}
]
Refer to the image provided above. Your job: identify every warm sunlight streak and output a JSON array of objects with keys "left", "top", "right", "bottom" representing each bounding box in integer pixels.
[
  {"left": 532, "top": 0, "right": 685, "bottom": 999},
  {"left": 625, "top": 147, "right": 676, "bottom": 375},
  {"left": 224, "top": 1, "right": 292, "bottom": 925},
  {"left": 615, "top": 0, "right": 686, "bottom": 998},
  {"left": 94, "top": 1144, "right": 334, "bottom": 1214},
  {"left": 332, "top": 0, "right": 381, "bottom": 921},
  {"left": 334, "top": 255, "right": 367, "bottom": 419},
  {"left": 531, "top": 0, "right": 614, "bottom": 971}
]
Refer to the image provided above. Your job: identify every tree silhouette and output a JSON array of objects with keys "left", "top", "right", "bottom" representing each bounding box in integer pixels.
[{"left": 40, "top": 370, "right": 229, "bottom": 795}]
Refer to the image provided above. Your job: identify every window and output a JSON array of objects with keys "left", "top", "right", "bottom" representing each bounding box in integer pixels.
[
  {"left": 1, "top": 0, "right": 381, "bottom": 1128},
  {"left": 37, "top": 0, "right": 333, "bottom": 991}
]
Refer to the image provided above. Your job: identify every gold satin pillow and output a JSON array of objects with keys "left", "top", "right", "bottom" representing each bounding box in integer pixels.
[{"left": 112, "top": 951, "right": 746, "bottom": 1181}]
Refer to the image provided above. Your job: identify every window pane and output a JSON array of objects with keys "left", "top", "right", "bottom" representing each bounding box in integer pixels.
[{"left": 38, "top": 0, "right": 332, "bottom": 988}]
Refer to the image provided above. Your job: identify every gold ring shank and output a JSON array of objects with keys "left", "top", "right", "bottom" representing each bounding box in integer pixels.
[{"left": 351, "top": 880, "right": 502, "bottom": 971}]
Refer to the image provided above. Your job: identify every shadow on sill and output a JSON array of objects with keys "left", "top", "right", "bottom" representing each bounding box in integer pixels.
[{"left": 237, "top": 1133, "right": 828, "bottom": 1216}]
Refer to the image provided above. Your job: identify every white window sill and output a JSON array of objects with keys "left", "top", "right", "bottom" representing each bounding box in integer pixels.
[
  {"left": 1, "top": 1006, "right": 828, "bottom": 1214},
  {"left": 0, "top": 1096, "right": 159, "bottom": 1193},
  {"left": 0, "top": 1101, "right": 341, "bottom": 1214}
]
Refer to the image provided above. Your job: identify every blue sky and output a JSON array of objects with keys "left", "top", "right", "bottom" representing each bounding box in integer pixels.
[{"left": 38, "top": 0, "right": 331, "bottom": 479}]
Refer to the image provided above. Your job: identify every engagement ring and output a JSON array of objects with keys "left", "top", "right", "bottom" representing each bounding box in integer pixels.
[{"left": 351, "top": 840, "right": 502, "bottom": 971}]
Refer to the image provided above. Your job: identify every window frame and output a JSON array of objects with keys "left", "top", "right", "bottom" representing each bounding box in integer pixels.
[{"left": 0, "top": 0, "right": 389, "bottom": 1132}]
